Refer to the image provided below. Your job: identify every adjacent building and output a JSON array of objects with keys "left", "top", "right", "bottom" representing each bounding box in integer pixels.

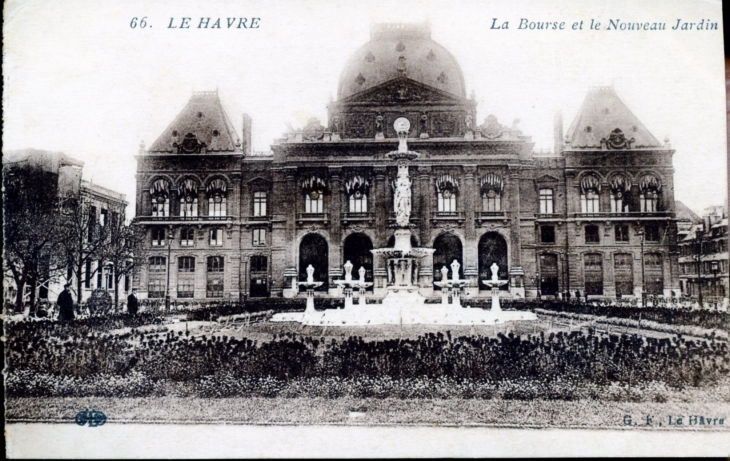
[
  {"left": 3, "top": 149, "right": 128, "bottom": 307},
  {"left": 133, "top": 22, "right": 681, "bottom": 302},
  {"left": 679, "top": 204, "right": 728, "bottom": 301}
]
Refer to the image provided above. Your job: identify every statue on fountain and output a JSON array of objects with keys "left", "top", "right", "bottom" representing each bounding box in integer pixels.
[
  {"left": 306, "top": 264, "right": 315, "bottom": 284},
  {"left": 394, "top": 169, "right": 412, "bottom": 227}
]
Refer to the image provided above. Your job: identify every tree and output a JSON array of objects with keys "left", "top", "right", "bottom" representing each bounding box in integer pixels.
[
  {"left": 59, "top": 195, "right": 110, "bottom": 307},
  {"left": 102, "top": 212, "right": 148, "bottom": 311},
  {"left": 3, "top": 165, "right": 67, "bottom": 314}
]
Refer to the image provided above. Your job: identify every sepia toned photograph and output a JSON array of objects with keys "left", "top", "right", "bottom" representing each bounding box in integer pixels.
[{"left": 3, "top": 0, "right": 728, "bottom": 457}]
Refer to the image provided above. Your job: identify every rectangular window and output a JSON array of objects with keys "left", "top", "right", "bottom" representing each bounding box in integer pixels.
[
  {"left": 149, "top": 256, "right": 167, "bottom": 272},
  {"left": 615, "top": 225, "right": 630, "bottom": 243},
  {"left": 99, "top": 209, "right": 108, "bottom": 227},
  {"left": 147, "top": 280, "right": 165, "bottom": 298},
  {"left": 540, "top": 225, "right": 555, "bottom": 244},
  {"left": 88, "top": 206, "right": 97, "bottom": 241},
  {"left": 437, "top": 192, "right": 457, "bottom": 213},
  {"left": 84, "top": 260, "right": 92, "bottom": 289},
  {"left": 178, "top": 256, "right": 195, "bottom": 272},
  {"left": 349, "top": 193, "right": 368, "bottom": 213},
  {"left": 180, "top": 227, "right": 195, "bottom": 246},
  {"left": 208, "top": 197, "right": 227, "bottom": 217},
  {"left": 585, "top": 225, "right": 600, "bottom": 244},
  {"left": 305, "top": 192, "right": 323, "bottom": 213},
  {"left": 104, "top": 269, "right": 114, "bottom": 289},
  {"left": 250, "top": 255, "right": 268, "bottom": 272},
  {"left": 209, "top": 228, "right": 223, "bottom": 246},
  {"left": 252, "top": 228, "right": 266, "bottom": 246},
  {"left": 177, "top": 256, "right": 195, "bottom": 298},
  {"left": 151, "top": 227, "right": 166, "bottom": 246},
  {"left": 180, "top": 198, "right": 198, "bottom": 218},
  {"left": 482, "top": 190, "right": 501, "bottom": 212},
  {"left": 206, "top": 256, "right": 224, "bottom": 298},
  {"left": 151, "top": 197, "right": 169, "bottom": 217},
  {"left": 96, "top": 260, "right": 103, "bottom": 288},
  {"left": 614, "top": 253, "right": 634, "bottom": 296},
  {"left": 539, "top": 189, "right": 553, "bottom": 214},
  {"left": 111, "top": 211, "right": 119, "bottom": 228},
  {"left": 584, "top": 253, "right": 604, "bottom": 296},
  {"left": 253, "top": 191, "right": 267, "bottom": 217},
  {"left": 610, "top": 193, "right": 625, "bottom": 213},
  {"left": 645, "top": 225, "right": 660, "bottom": 242},
  {"left": 580, "top": 191, "right": 600, "bottom": 213},
  {"left": 640, "top": 191, "right": 659, "bottom": 212}
]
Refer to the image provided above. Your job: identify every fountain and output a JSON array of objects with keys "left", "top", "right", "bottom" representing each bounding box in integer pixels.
[
  {"left": 433, "top": 260, "right": 470, "bottom": 307},
  {"left": 271, "top": 264, "right": 323, "bottom": 322},
  {"left": 333, "top": 261, "right": 373, "bottom": 309},
  {"left": 272, "top": 117, "right": 537, "bottom": 326},
  {"left": 482, "top": 262, "right": 509, "bottom": 312}
]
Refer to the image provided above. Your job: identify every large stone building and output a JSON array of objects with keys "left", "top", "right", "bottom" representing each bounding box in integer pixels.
[{"left": 133, "top": 22, "right": 680, "bottom": 301}]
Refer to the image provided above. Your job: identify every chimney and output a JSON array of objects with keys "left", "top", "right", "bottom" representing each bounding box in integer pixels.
[
  {"left": 241, "top": 113, "right": 252, "bottom": 155},
  {"left": 553, "top": 110, "right": 563, "bottom": 155}
]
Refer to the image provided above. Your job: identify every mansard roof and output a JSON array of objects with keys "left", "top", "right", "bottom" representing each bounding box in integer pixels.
[
  {"left": 148, "top": 91, "right": 241, "bottom": 153},
  {"left": 564, "top": 86, "right": 662, "bottom": 150}
]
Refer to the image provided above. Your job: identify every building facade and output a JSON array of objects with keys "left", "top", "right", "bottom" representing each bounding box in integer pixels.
[
  {"left": 679, "top": 205, "right": 728, "bottom": 302},
  {"left": 133, "top": 22, "right": 680, "bottom": 301}
]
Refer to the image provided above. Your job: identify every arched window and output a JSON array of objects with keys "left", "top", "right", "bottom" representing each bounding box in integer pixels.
[
  {"left": 150, "top": 179, "right": 170, "bottom": 217},
  {"left": 345, "top": 176, "right": 370, "bottom": 213},
  {"left": 480, "top": 173, "right": 503, "bottom": 212},
  {"left": 179, "top": 178, "right": 199, "bottom": 218},
  {"left": 580, "top": 174, "right": 600, "bottom": 213},
  {"left": 609, "top": 175, "right": 630, "bottom": 213},
  {"left": 302, "top": 176, "right": 327, "bottom": 214},
  {"left": 436, "top": 174, "right": 458, "bottom": 214},
  {"left": 639, "top": 174, "right": 661, "bottom": 212},
  {"left": 207, "top": 179, "right": 227, "bottom": 217}
]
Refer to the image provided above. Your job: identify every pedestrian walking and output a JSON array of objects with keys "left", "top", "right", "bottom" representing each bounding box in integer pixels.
[{"left": 57, "top": 283, "right": 75, "bottom": 321}]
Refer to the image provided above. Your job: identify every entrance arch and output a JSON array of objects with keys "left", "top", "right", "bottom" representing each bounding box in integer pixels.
[
  {"left": 299, "top": 234, "right": 328, "bottom": 291},
  {"left": 478, "top": 232, "right": 509, "bottom": 290},
  {"left": 343, "top": 233, "right": 373, "bottom": 285},
  {"left": 433, "top": 233, "right": 463, "bottom": 281}
]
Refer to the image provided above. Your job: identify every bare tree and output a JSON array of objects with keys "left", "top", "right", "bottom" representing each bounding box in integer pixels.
[
  {"left": 3, "top": 165, "right": 66, "bottom": 314},
  {"left": 102, "top": 212, "right": 148, "bottom": 311},
  {"left": 59, "top": 195, "right": 110, "bottom": 306}
]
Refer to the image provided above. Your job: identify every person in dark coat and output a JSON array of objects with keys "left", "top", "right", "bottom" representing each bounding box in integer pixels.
[
  {"left": 57, "top": 284, "right": 75, "bottom": 321},
  {"left": 127, "top": 289, "right": 139, "bottom": 315}
]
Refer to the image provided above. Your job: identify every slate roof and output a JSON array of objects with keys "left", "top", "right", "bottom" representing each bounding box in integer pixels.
[
  {"left": 148, "top": 91, "right": 241, "bottom": 153},
  {"left": 564, "top": 86, "right": 663, "bottom": 150},
  {"left": 675, "top": 200, "right": 701, "bottom": 223}
]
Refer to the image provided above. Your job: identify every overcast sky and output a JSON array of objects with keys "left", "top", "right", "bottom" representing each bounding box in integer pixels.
[{"left": 3, "top": 0, "right": 725, "bottom": 217}]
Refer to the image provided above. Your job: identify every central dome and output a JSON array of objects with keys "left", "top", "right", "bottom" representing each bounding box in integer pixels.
[{"left": 337, "top": 22, "right": 466, "bottom": 101}]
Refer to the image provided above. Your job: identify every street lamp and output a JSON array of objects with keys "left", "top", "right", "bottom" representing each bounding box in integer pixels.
[
  {"left": 711, "top": 260, "right": 719, "bottom": 301},
  {"left": 695, "top": 227, "right": 705, "bottom": 308},
  {"left": 637, "top": 227, "right": 646, "bottom": 307},
  {"left": 165, "top": 228, "right": 174, "bottom": 312}
]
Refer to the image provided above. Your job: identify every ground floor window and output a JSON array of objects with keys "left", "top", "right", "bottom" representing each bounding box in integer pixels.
[
  {"left": 614, "top": 253, "right": 634, "bottom": 296},
  {"left": 584, "top": 253, "right": 603, "bottom": 296}
]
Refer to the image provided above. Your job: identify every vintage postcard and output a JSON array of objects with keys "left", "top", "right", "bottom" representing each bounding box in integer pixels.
[{"left": 3, "top": 0, "right": 728, "bottom": 457}]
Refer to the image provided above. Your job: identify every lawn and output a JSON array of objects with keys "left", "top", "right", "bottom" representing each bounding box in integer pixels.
[{"left": 6, "top": 396, "right": 729, "bottom": 429}]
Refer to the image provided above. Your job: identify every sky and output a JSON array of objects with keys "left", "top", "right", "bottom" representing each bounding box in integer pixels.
[{"left": 3, "top": 0, "right": 726, "bottom": 217}]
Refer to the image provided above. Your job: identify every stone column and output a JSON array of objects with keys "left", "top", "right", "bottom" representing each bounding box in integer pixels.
[
  {"left": 506, "top": 168, "right": 525, "bottom": 297},
  {"left": 328, "top": 167, "right": 343, "bottom": 296},
  {"left": 373, "top": 166, "right": 387, "bottom": 244},
  {"left": 419, "top": 165, "right": 433, "bottom": 247},
  {"left": 463, "top": 165, "right": 478, "bottom": 293}
]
